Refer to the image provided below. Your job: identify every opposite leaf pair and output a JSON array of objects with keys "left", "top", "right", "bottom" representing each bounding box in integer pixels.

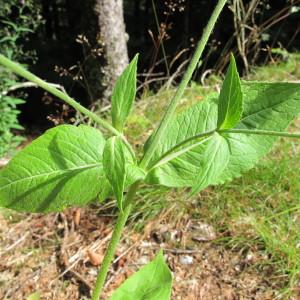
[
  {"left": 0, "top": 51, "right": 300, "bottom": 300},
  {"left": 1, "top": 54, "right": 300, "bottom": 215}
]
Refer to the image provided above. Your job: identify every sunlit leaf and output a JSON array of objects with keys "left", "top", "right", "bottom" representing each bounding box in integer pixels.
[
  {"left": 111, "top": 54, "right": 138, "bottom": 131},
  {"left": 217, "top": 54, "right": 243, "bottom": 130},
  {"left": 109, "top": 250, "right": 172, "bottom": 300},
  {"left": 0, "top": 125, "right": 106, "bottom": 212}
]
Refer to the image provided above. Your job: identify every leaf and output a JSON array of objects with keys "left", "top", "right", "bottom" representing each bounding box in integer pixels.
[
  {"left": 145, "top": 98, "right": 219, "bottom": 187},
  {"left": 0, "top": 125, "right": 106, "bottom": 212},
  {"left": 217, "top": 54, "right": 243, "bottom": 130},
  {"left": 103, "top": 136, "right": 127, "bottom": 210},
  {"left": 190, "top": 133, "right": 229, "bottom": 195},
  {"left": 111, "top": 54, "right": 138, "bottom": 132},
  {"left": 97, "top": 177, "right": 112, "bottom": 203},
  {"left": 109, "top": 250, "right": 172, "bottom": 300},
  {"left": 214, "top": 81, "right": 300, "bottom": 184},
  {"left": 146, "top": 82, "right": 300, "bottom": 189},
  {"left": 97, "top": 145, "right": 145, "bottom": 203},
  {"left": 146, "top": 133, "right": 229, "bottom": 191},
  {"left": 26, "top": 292, "right": 40, "bottom": 300}
]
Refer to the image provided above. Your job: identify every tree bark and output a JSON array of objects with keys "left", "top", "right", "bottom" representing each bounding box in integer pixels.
[
  {"left": 96, "top": 0, "right": 129, "bottom": 101},
  {"left": 80, "top": 0, "right": 129, "bottom": 104}
]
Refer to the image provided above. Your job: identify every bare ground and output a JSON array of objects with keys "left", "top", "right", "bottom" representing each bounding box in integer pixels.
[{"left": 0, "top": 205, "right": 293, "bottom": 300}]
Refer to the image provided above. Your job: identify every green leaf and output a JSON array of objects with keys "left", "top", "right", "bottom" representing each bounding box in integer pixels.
[
  {"left": 145, "top": 98, "right": 219, "bottom": 187},
  {"left": 111, "top": 54, "right": 138, "bottom": 132},
  {"left": 97, "top": 145, "right": 145, "bottom": 203},
  {"left": 0, "top": 125, "right": 106, "bottom": 212},
  {"left": 97, "top": 177, "right": 112, "bottom": 203},
  {"left": 146, "top": 133, "right": 229, "bottom": 191},
  {"left": 103, "top": 136, "right": 127, "bottom": 210},
  {"left": 214, "top": 81, "right": 300, "bottom": 184},
  {"left": 26, "top": 292, "right": 40, "bottom": 300},
  {"left": 190, "top": 133, "right": 229, "bottom": 195},
  {"left": 146, "top": 82, "right": 300, "bottom": 189},
  {"left": 109, "top": 250, "right": 172, "bottom": 300},
  {"left": 217, "top": 54, "right": 243, "bottom": 130}
]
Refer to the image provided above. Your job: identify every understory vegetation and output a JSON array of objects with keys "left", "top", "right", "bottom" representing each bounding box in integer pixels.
[
  {"left": 0, "top": 0, "right": 41, "bottom": 157},
  {"left": 0, "top": 51, "right": 299, "bottom": 300},
  {"left": 125, "top": 52, "right": 300, "bottom": 298}
]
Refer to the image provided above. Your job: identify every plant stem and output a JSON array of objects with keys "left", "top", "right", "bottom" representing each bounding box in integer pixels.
[
  {"left": 91, "top": 181, "right": 140, "bottom": 300},
  {"left": 222, "top": 128, "right": 300, "bottom": 138},
  {"left": 0, "top": 54, "right": 136, "bottom": 158},
  {"left": 0, "top": 54, "right": 119, "bottom": 136},
  {"left": 139, "top": 0, "right": 227, "bottom": 169}
]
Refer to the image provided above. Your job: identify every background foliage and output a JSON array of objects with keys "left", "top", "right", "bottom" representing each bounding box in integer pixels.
[
  {"left": 0, "top": 0, "right": 300, "bottom": 154},
  {"left": 0, "top": 0, "right": 41, "bottom": 157}
]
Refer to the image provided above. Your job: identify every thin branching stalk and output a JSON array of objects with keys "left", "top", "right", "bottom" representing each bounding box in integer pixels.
[{"left": 139, "top": 0, "right": 228, "bottom": 169}]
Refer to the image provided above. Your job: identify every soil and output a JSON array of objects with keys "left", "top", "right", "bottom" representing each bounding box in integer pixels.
[{"left": 0, "top": 206, "right": 287, "bottom": 300}]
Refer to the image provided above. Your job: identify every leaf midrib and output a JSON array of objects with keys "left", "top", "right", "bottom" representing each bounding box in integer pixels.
[
  {"left": 223, "top": 63, "right": 234, "bottom": 126},
  {"left": 0, "top": 163, "right": 101, "bottom": 192}
]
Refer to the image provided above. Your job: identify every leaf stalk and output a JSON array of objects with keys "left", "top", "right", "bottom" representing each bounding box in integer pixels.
[
  {"left": 150, "top": 127, "right": 300, "bottom": 170},
  {"left": 222, "top": 128, "right": 300, "bottom": 139}
]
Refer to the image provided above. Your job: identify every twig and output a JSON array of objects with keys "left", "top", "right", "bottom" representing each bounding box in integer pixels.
[
  {"left": 0, "top": 232, "right": 29, "bottom": 255},
  {"left": 0, "top": 158, "right": 10, "bottom": 168},
  {"left": 0, "top": 82, "right": 38, "bottom": 96},
  {"left": 0, "top": 81, "right": 67, "bottom": 97},
  {"left": 59, "top": 213, "right": 93, "bottom": 290},
  {"left": 112, "top": 242, "right": 138, "bottom": 265},
  {"left": 139, "top": 244, "right": 200, "bottom": 254},
  {"left": 200, "top": 69, "right": 214, "bottom": 86},
  {"left": 163, "top": 248, "right": 201, "bottom": 254},
  {"left": 166, "top": 59, "right": 189, "bottom": 89}
]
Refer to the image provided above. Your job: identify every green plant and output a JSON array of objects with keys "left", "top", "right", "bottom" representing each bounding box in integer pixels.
[
  {"left": 0, "top": 83, "right": 25, "bottom": 157},
  {"left": 0, "top": 0, "right": 41, "bottom": 157},
  {"left": 1, "top": 0, "right": 300, "bottom": 299}
]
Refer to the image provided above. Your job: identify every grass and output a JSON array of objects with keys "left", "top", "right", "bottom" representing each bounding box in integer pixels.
[{"left": 125, "top": 51, "right": 300, "bottom": 298}]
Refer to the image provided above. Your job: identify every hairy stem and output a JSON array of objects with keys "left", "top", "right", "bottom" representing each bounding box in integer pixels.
[
  {"left": 222, "top": 128, "right": 300, "bottom": 138},
  {"left": 0, "top": 54, "right": 119, "bottom": 136},
  {"left": 139, "top": 0, "right": 227, "bottom": 169},
  {"left": 91, "top": 182, "right": 140, "bottom": 300}
]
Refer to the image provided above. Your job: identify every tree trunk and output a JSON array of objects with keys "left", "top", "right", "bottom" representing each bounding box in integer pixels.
[
  {"left": 80, "top": 0, "right": 129, "bottom": 104},
  {"left": 95, "top": 0, "right": 129, "bottom": 101}
]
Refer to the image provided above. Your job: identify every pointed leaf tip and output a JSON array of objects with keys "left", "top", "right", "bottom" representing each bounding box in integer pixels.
[
  {"left": 111, "top": 54, "right": 139, "bottom": 132},
  {"left": 217, "top": 54, "right": 243, "bottom": 130},
  {"left": 109, "top": 249, "right": 172, "bottom": 300}
]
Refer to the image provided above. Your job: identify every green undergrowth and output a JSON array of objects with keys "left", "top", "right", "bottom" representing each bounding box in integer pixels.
[
  {"left": 126, "top": 52, "right": 300, "bottom": 297},
  {"left": 1, "top": 52, "right": 299, "bottom": 298}
]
